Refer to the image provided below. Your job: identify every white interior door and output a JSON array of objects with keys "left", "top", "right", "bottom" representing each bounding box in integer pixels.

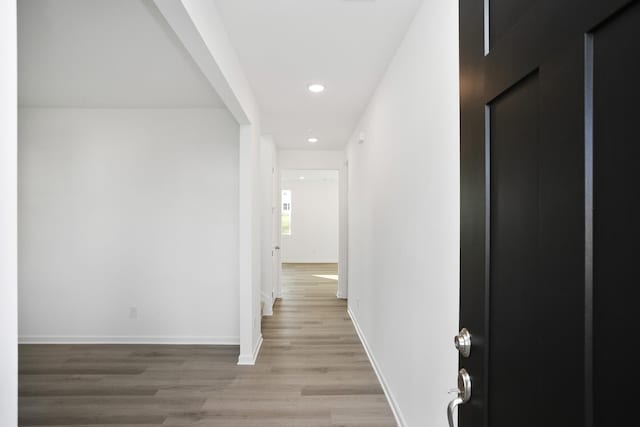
[{"left": 272, "top": 167, "right": 282, "bottom": 299}]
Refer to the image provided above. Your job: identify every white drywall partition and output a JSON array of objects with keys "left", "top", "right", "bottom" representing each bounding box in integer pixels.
[
  {"left": 19, "top": 108, "right": 240, "bottom": 344},
  {"left": 154, "top": 0, "right": 264, "bottom": 364},
  {"left": 237, "top": 123, "right": 263, "bottom": 364},
  {"left": 346, "top": 0, "right": 460, "bottom": 425},
  {"left": 281, "top": 171, "right": 339, "bottom": 263},
  {"left": 0, "top": 1, "right": 18, "bottom": 424}
]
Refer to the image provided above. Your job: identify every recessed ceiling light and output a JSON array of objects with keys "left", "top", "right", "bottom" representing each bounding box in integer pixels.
[
  {"left": 308, "top": 137, "right": 319, "bottom": 143},
  {"left": 299, "top": 176, "right": 305, "bottom": 180},
  {"left": 308, "top": 84, "right": 325, "bottom": 93}
]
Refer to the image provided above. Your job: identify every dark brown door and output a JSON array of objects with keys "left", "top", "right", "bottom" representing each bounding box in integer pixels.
[{"left": 458, "top": 1, "right": 640, "bottom": 426}]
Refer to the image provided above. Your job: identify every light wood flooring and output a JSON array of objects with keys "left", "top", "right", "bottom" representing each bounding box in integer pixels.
[{"left": 18, "top": 263, "right": 395, "bottom": 426}]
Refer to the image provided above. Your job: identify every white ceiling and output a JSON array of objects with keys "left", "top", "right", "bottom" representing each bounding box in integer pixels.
[
  {"left": 214, "top": 0, "right": 423, "bottom": 149},
  {"left": 282, "top": 169, "right": 339, "bottom": 182},
  {"left": 18, "top": 0, "right": 225, "bottom": 108}
]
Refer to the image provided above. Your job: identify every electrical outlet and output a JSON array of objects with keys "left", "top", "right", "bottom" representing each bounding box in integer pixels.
[{"left": 129, "top": 307, "right": 138, "bottom": 319}]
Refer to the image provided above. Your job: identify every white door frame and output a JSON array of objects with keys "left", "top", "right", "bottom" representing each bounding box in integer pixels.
[
  {"left": 276, "top": 166, "right": 348, "bottom": 299},
  {"left": 1, "top": 1, "right": 18, "bottom": 423}
]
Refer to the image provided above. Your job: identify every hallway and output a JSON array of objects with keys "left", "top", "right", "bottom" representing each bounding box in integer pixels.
[
  {"left": 18, "top": 264, "right": 394, "bottom": 426},
  {"left": 261, "top": 263, "right": 395, "bottom": 425}
]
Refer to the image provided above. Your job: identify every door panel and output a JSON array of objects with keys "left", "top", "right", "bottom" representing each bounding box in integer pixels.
[
  {"left": 593, "top": 3, "right": 640, "bottom": 424},
  {"left": 488, "top": 73, "right": 541, "bottom": 427},
  {"left": 488, "top": 0, "right": 537, "bottom": 49},
  {"left": 459, "top": 1, "right": 640, "bottom": 426}
]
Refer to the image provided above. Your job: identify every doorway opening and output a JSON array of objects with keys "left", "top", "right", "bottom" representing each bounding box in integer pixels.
[{"left": 278, "top": 169, "right": 340, "bottom": 301}]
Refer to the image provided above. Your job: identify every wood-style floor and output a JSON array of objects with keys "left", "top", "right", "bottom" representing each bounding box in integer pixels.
[{"left": 18, "top": 263, "right": 396, "bottom": 426}]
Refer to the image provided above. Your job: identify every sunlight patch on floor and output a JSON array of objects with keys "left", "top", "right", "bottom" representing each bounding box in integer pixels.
[{"left": 312, "top": 274, "right": 339, "bottom": 281}]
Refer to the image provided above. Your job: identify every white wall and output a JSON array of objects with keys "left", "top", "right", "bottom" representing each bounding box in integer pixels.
[
  {"left": 278, "top": 150, "right": 345, "bottom": 171},
  {"left": 19, "top": 108, "right": 240, "bottom": 344},
  {"left": 237, "top": 123, "right": 263, "bottom": 363},
  {"left": 260, "top": 136, "right": 278, "bottom": 315},
  {"left": 154, "top": 0, "right": 264, "bottom": 364},
  {"left": 345, "top": 0, "right": 460, "bottom": 425},
  {"left": 278, "top": 150, "right": 348, "bottom": 298},
  {"left": 281, "top": 172, "right": 339, "bottom": 263},
  {"left": 0, "top": 1, "right": 18, "bottom": 424}
]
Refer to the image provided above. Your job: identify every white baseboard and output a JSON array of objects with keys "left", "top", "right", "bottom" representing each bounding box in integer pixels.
[
  {"left": 237, "top": 334, "right": 263, "bottom": 365},
  {"left": 348, "top": 308, "right": 407, "bottom": 427},
  {"left": 18, "top": 335, "right": 240, "bottom": 345},
  {"left": 281, "top": 260, "right": 339, "bottom": 264},
  {"left": 336, "top": 290, "right": 348, "bottom": 299}
]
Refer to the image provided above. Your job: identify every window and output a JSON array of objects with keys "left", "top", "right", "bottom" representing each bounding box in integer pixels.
[{"left": 281, "top": 190, "right": 291, "bottom": 235}]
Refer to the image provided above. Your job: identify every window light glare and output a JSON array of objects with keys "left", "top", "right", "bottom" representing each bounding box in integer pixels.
[{"left": 308, "top": 83, "right": 325, "bottom": 93}]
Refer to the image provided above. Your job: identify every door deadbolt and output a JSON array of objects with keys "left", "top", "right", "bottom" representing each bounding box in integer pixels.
[{"left": 454, "top": 328, "right": 471, "bottom": 358}]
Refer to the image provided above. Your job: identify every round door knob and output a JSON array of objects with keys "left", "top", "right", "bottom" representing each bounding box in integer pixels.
[
  {"left": 454, "top": 328, "right": 472, "bottom": 358},
  {"left": 447, "top": 368, "right": 472, "bottom": 427}
]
